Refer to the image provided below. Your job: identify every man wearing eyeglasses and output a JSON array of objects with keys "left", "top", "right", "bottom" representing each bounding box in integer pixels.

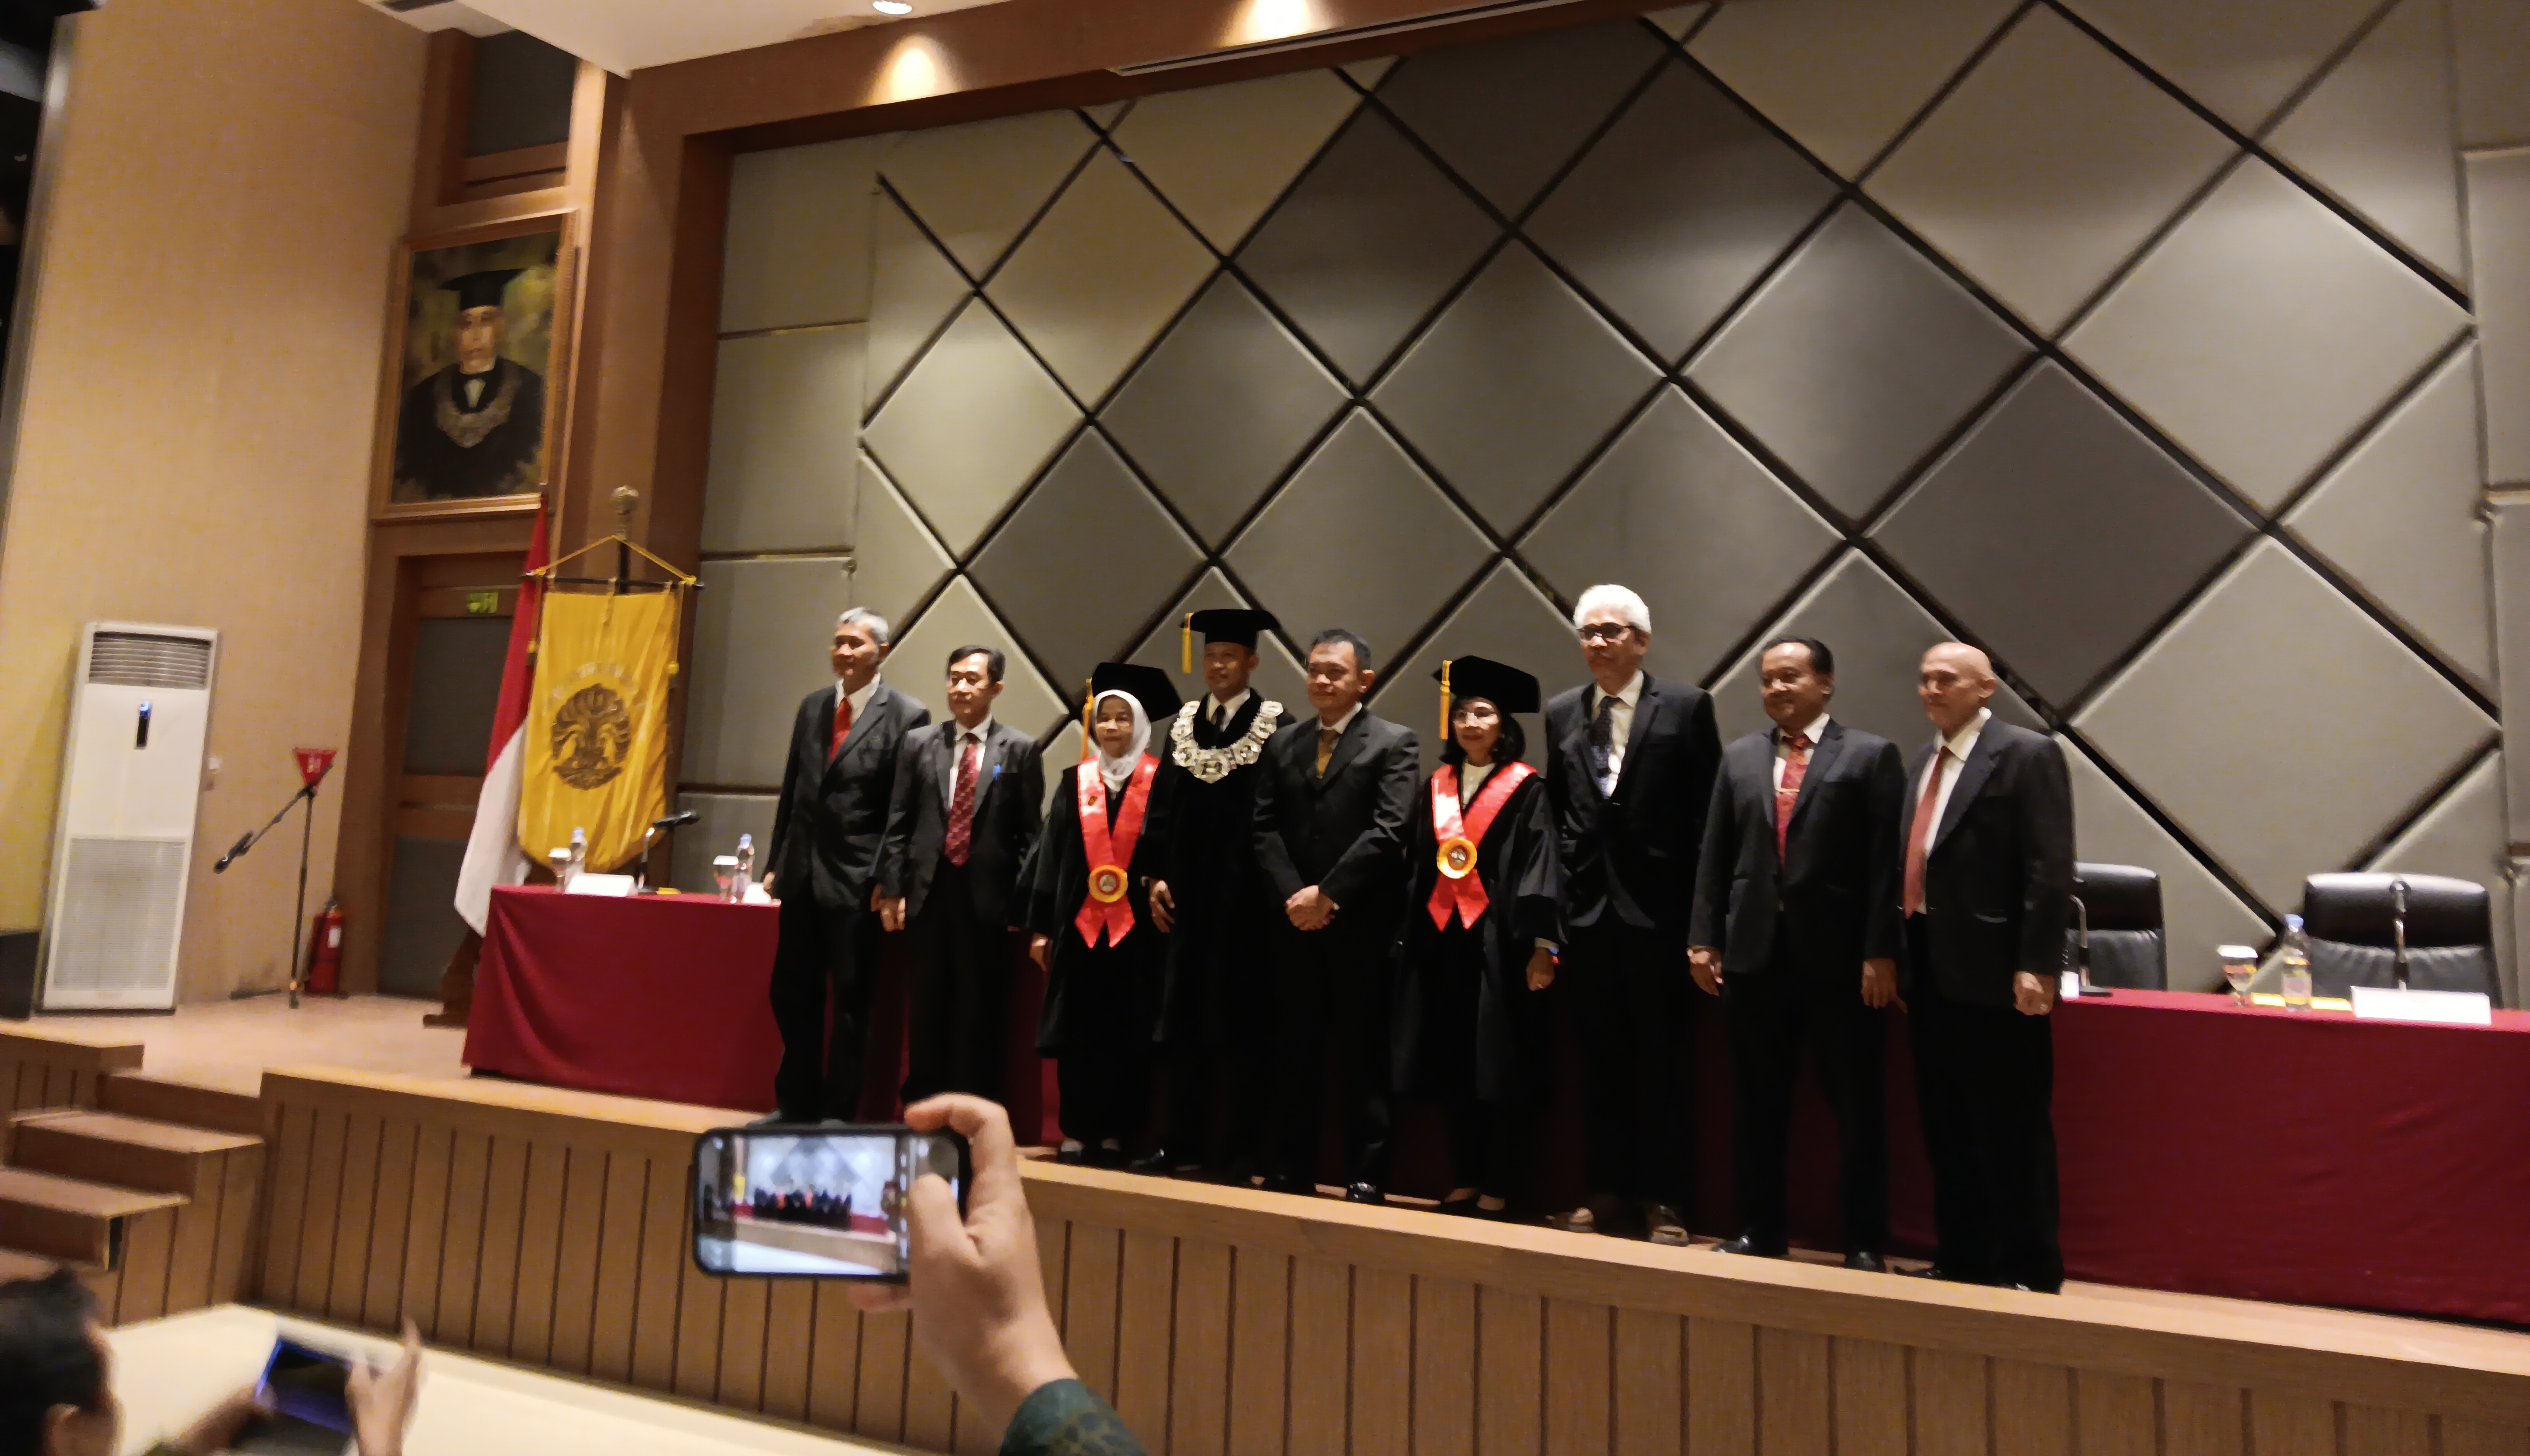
[{"left": 1541, "top": 584, "right": 1722, "bottom": 1245}]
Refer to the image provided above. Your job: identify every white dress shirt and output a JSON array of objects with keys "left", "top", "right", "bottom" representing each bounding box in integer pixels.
[
  {"left": 1458, "top": 760, "right": 1495, "bottom": 805},
  {"left": 1915, "top": 707, "right": 1991, "bottom": 835},
  {"left": 1206, "top": 687, "right": 1253, "bottom": 732},
  {"left": 836, "top": 674, "right": 881, "bottom": 726},
  {"left": 1589, "top": 672, "right": 1644, "bottom": 795},
  {"left": 1317, "top": 702, "right": 1363, "bottom": 738},
  {"left": 1771, "top": 711, "right": 1831, "bottom": 792}
]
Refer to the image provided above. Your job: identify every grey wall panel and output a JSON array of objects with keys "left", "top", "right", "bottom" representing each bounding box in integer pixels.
[
  {"left": 670, "top": 791, "right": 779, "bottom": 898},
  {"left": 1121, "top": 567, "right": 1311, "bottom": 714},
  {"left": 849, "top": 455, "right": 954, "bottom": 632},
  {"left": 2366, "top": 749, "right": 2513, "bottom": 1003},
  {"left": 1687, "top": 0, "right": 2018, "bottom": 177},
  {"left": 2452, "top": 0, "right": 2530, "bottom": 149},
  {"left": 2492, "top": 502, "right": 2530, "bottom": 844},
  {"left": 2470, "top": 150, "right": 2530, "bottom": 488},
  {"left": 861, "top": 300, "right": 1082, "bottom": 556},
  {"left": 884, "top": 576, "right": 1069, "bottom": 738},
  {"left": 1376, "top": 19, "right": 1667, "bottom": 216},
  {"left": 2264, "top": 0, "right": 2465, "bottom": 285},
  {"left": 721, "top": 137, "right": 885, "bottom": 335},
  {"left": 877, "top": 110, "right": 1096, "bottom": 278},
  {"left": 2060, "top": 735, "right": 2272, "bottom": 991},
  {"left": 686, "top": 556, "right": 854, "bottom": 791},
  {"left": 864, "top": 190, "right": 972, "bottom": 412},
  {"left": 2063, "top": 0, "right": 2378, "bottom": 133},
  {"left": 1108, "top": 69, "right": 1359, "bottom": 254},
  {"left": 1375, "top": 561, "right": 1584, "bottom": 775},
  {"left": 702, "top": 327, "right": 862, "bottom": 555}
]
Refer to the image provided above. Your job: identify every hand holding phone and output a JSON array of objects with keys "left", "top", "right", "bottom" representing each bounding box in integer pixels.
[{"left": 692, "top": 1124, "right": 970, "bottom": 1281}]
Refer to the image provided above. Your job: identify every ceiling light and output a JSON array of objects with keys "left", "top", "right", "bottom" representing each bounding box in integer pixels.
[{"left": 873, "top": 1, "right": 912, "bottom": 12}]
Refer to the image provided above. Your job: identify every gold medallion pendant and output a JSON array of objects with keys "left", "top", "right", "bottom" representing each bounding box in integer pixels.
[
  {"left": 1437, "top": 837, "right": 1478, "bottom": 880},
  {"left": 1089, "top": 865, "right": 1129, "bottom": 903}
]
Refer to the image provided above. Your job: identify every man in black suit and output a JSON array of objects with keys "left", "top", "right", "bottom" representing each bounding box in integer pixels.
[
  {"left": 878, "top": 645, "right": 1045, "bottom": 1105},
  {"left": 1138, "top": 608, "right": 1294, "bottom": 1180},
  {"left": 1688, "top": 637, "right": 1905, "bottom": 1271},
  {"left": 1901, "top": 642, "right": 2074, "bottom": 1293},
  {"left": 766, "top": 608, "right": 931, "bottom": 1122},
  {"left": 1542, "top": 584, "right": 1722, "bottom": 1244},
  {"left": 1251, "top": 628, "right": 1419, "bottom": 1203}
]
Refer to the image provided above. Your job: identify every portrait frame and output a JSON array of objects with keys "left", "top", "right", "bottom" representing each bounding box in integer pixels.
[{"left": 370, "top": 208, "right": 579, "bottom": 522}]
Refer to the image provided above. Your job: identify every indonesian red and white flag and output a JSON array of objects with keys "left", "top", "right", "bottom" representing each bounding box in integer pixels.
[{"left": 454, "top": 499, "right": 550, "bottom": 934}]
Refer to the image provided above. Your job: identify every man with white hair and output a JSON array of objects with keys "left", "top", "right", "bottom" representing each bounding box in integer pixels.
[
  {"left": 1541, "top": 584, "right": 1721, "bottom": 1244},
  {"left": 766, "top": 607, "right": 932, "bottom": 1121}
]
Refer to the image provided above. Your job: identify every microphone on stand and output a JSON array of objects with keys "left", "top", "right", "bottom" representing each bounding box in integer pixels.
[{"left": 213, "top": 831, "right": 255, "bottom": 873}]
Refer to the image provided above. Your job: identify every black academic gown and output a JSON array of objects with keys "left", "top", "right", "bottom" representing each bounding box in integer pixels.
[
  {"left": 1146, "top": 693, "right": 1292, "bottom": 1046},
  {"left": 1025, "top": 761, "right": 1168, "bottom": 1056},
  {"left": 393, "top": 357, "right": 547, "bottom": 500},
  {"left": 1392, "top": 765, "right": 1560, "bottom": 1108}
]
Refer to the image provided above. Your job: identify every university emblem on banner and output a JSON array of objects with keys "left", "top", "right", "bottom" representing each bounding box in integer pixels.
[
  {"left": 518, "top": 589, "right": 679, "bottom": 872},
  {"left": 550, "top": 683, "right": 633, "bottom": 788}
]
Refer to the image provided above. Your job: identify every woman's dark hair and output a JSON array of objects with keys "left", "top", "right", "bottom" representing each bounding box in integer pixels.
[
  {"left": 1440, "top": 699, "right": 1528, "bottom": 769},
  {"left": 0, "top": 1269, "right": 102, "bottom": 1456}
]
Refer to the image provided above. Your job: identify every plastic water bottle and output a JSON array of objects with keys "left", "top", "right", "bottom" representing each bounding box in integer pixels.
[
  {"left": 734, "top": 834, "right": 755, "bottom": 899},
  {"left": 2279, "top": 914, "right": 2312, "bottom": 1011}
]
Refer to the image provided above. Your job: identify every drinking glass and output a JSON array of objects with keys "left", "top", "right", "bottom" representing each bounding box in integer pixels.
[{"left": 2217, "top": 944, "right": 2257, "bottom": 1005}]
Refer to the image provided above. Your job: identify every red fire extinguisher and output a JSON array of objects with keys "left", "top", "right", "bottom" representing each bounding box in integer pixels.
[{"left": 303, "top": 898, "right": 345, "bottom": 997}]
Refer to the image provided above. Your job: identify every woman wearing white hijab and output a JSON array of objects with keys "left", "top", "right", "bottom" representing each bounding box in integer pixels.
[{"left": 1022, "top": 663, "right": 1181, "bottom": 1165}]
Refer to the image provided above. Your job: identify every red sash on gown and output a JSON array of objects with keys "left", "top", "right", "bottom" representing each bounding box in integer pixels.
[
  {"left": 1076, "top": 756, "right": 1158, "bottom": 947},
  {"left": 1426, "top": 761, "right": 1534, "bottom": 931}
]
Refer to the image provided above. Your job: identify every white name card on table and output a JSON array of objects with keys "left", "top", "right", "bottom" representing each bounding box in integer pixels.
[
  {"left": 565, "top": 873, "right": 637, "bottom": 898},
  {"left": 742, "top": 884, "right": 774, "bottom": 905},
  {"left": 2349, "top": 985, "right": 2493, "bottom": 1026}
]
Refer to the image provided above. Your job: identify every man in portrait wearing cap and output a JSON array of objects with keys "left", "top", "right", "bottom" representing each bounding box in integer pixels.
[
  {"left": 1135, "top": 609, "right": 1294, "bottom": 1182},
  {"left": 393, "top": 267, "right": 547, "bottom": 501}
]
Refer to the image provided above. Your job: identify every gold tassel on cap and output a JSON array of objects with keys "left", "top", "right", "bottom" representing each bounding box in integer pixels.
[
  {"left": 1439, "top": 658, "right": 1453, "bottom": 745},
  {"left": 1081, "top": 680, "right": 1095, "bottom": 755},
  {"left": 1181, "top": 613, "right": 1193, "bottom": 674}
]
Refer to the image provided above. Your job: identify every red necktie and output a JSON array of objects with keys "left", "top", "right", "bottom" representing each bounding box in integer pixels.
[
  {"left": 829, "top": 694, "right": 853, "bottom": 761},
  {"left": 1774, "top": 732, "right": 1811, "bottom": 858},
  {"left": 1903, "top": 748, "right": 1949, "bottom": 915},
  {"left": 945, "top": 735, "right": 980, "bottom": 866}
]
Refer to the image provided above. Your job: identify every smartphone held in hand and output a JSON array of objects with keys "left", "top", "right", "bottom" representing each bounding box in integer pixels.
[{"left": 691, "top": 1123, "right": 970, "bottom": 1281}]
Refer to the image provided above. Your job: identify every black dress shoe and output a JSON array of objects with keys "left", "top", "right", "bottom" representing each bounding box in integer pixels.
[
  {"left": 1260, "top": 1172, "right": 1314, "bottom": 1196},
  {"left": 1643, "top": 1202, "right": 1690, "bottom": 1246},
  {"left": 1345, "top": 1182, "right": 1386, "bottom": 1205},
  {"left": 1713, "top": 1235, "right": 1787, "bottom": 1258},
  {"left": 1906, "top": 1264, "right": 1992, "bottom": 1285},
  {"left": 1127, "top": 1148, "right": 1192, "bottom": 1176},
  {"left": 1844, "top": 1251, "right": 1888, "bottom": 1273}
]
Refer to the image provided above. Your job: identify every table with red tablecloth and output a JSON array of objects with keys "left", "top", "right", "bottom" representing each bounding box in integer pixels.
[{"left": 466, "top": 885, "right": 2530, "bottom": 1325}]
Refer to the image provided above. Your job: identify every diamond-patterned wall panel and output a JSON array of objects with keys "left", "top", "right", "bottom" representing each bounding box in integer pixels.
[
  {"left": 1867, "top": 6, "right": 2237, "bottom": 334},
  {"left": 1689, "top": 0, "right": 2020, "bottom": 177},
  {"left": 703, "top": 326, "right": 862, "bottom": 555},
  {"left": 877, "top": 110, "right": 1096, "bottom": 279},
  {"left": 1100, "top": 274, "right": 1348, "bottom": 547},
  {"left": 968, "top": 432, "right": 1203, "bottom": 693},
  {"left": 1111, "top": 69, "right": 1360, "bottom": 253},
  {"left": 1236, "top": 109, "right": 1502, "bottom": 387},
  {"left": 1526, "top": 61, "right": 1839, "bottom": 362},
  {"left": 1378, "top": 561, "right": 1583, "bottom": 775},
  {"left": 1644, "top": 5, "right": 1709, "bottom": 41},
  {"left": 2076, "top": 540, "right": 2496, "bottom": 908},
  {"left": 2266, "top": 0, "right": 2466, "bottom": 284},
  {"left": 1520, "top": 387, "right": 1839, "bottom": 683},
  {"left": 1373, "top": 243, "right": 1659, "bottom": 534},
  {"left": 861, "top": 299, "right": 1082, "bottom": 556},
  {"left": 1377, "top": 20, "right": 1669, "bottom": 217},
  {"left": 1226, "top": 411, "right": 1492, "bottom": 669},
  {"left": 849, "top": 455, "right": 952, "bottom": 631},
  {"left": 2059, "top": 735, "right": 2271, "bottom": 991},
  {"left": 686, "top": 555, "right": 855, "bottom": 790},
  {"left": 2286, "top": 346, "right": 2494, "bottom": 690},
  {"left": 1872, "top": 362, "right": 2253, "bottom": 707},
  {"left": 1688, "top": 203, "right": 2029, "bottom": 520},
  {"left": 1708, "top": 550, "right": 2046, "bottom": 751},
  {"left": 987, "top": 148, "right": 1219, "bottom": 406},
  {"left": 2067, "top": 159, "right": 2469, "bottom": 512},
  {"left": 2367, "top": 750, "right": 2514, "bottom": 1003},
  {"left": 2064, "top": 0, "right": 2379, "bottom": 133},
  {"left": 864, "top": 189, "right": 973, "bottom": 412},
  {"left": 671, "top": 791, "right": 778, "bottom": 896},
  {"left": 721, "top": 136, "right": 886, "bottom": 335},
  {"left": 887, "top": 575, "right": 1069, "bottom": 736},
  {"left": 1122, "top": 567, "right": 1311, "bottom": 721}
]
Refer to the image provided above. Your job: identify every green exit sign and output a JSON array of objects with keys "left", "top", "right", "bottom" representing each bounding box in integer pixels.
[{"left": 466, "top": 590, "right": 500, "bottom": 615}]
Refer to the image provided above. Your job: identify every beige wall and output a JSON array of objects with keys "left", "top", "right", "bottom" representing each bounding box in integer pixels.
[{"left": 0, "top": 0, "right": 424, "bottom": 1000}]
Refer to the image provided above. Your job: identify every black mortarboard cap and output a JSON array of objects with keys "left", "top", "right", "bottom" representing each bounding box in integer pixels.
[
  {"left": 1434, "top": 655, "right": 1540, "bottom": 715},
  {"left": 1091, "top": 662, "right": 1182, "bottom": 721},
  {"left": 443, "top": 269, "right": 524, "bottom": 313},
  {"left": 1186, "top": 608, "right": 1278, "bottom": 650}
]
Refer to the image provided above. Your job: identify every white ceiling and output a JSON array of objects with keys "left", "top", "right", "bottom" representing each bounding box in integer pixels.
[{"left": 370, "top": 0, "right": 1020, "bottom": 74}]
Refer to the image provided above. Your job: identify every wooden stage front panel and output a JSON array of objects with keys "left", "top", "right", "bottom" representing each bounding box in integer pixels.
[{"left": 253, "top": 1067, "right": 2530, "bottom": 1456}]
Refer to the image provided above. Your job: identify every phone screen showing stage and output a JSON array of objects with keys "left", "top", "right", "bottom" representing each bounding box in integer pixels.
[
  {"left": 691, "top": 1126, "right": 967, "bottom": 1280},
  {"left": 258, "top": 1338, "right": 354, "bottom": 1433}
]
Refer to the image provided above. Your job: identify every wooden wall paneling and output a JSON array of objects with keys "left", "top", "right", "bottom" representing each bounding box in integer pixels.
[
  {"left": 1227, "top": 1247, "right": 1290, "bottom": 1456},
  {"left": 2074, "top": 1369, "right": 2156, "bottom": 1456},
  {"left": 114, "top": 1208, "right": 174, "bottom": 1324},
  {"left": 434, "top": 1129, "right": 492, "bottom": 1346},
  {"left": 717, "top": 1276, "right": 770, "bottom": 1411},
  {"left": 1353, "top": 1265, "right": 1415, "bottom": 1456},
  {"left": 325, "top": 1110, "right": 385, "bottom": 1325},
  {"left": 631, "top": 1150, "right": 688, "bottom": 1390},
  {"left": 2445, "top": 1420, "right": 2530, "bottom": 1456},
  {"left": 672, "top": 1196, "right": 728, "bottom": 1400},
  {"left": 1991, "top": 1359, "right": 2072, "bottom": 1456},
  {"left": 2248, "top": 1392, "right": 2339, "bottom": 1456},
  {"left": 2162, "top": 1380, "right": 2245, "bottom": 1456},
  {"left": 806, "top": 1285, "right": 863, "bottom": 1433},
  {"left": 855, "top": 1311, "right": 911, "bottom": 1443},
  {"left": 1831, "top": 1338, "right": 1908, "bottom": 1456},
  {"left": 1067, "top": 1223, "right": 1125, "bottom": 1403},
  {"left": 472, "top": 1136, "right": 531, "bottom": 1355},
  {"left": 1911, "top": 1349, "right": 1989, "bottom": 1456},
  {"left": 1757, "top": 1327, "right": 1830, "bottom": 1456},
  {"left": 362, "top": 1120, "right": 420, "bottom": 1331},
  {"left": 547, "top": 1147, "right": 611, "bottom": 1374},
  {"left": 1037, "top": 1217, "right": 1070, "bottom": 1331},
  {"left": 162, "top": 1147, "right": 223, "bottom": 1314},
  {"left": 2342, "top": 1405, "right": 2432, "bottom": 1456},
  {"left": 903, "top": 1324, "right": 959, "bottom": 1452},
  {"left": 212, "top": 1141, "right": 265, "bottom": 1305},
  {"left": 1682, "top": 1317, "right": 1750, "bottom": 1456},
  {"left": 952, "top": 1392, "right": 999, "bottom": 1456},
  {"left": 1115, "top": 1229, "right": 1179, "bottom": 1442},
  {"left": 1288, "top": 1257, "right": 1353, "bottom": 1456},
  {"left": 1170, "top": 1239, "right": 1234, "bottom": 1456},
  {"left": 1476, "top": 1285, "right": 1542, "bottom": 1456},
  {"left": 395, "top": 1127, "right": 451, "bottom": 1336},
  {"left": 82, "top": 1248, "right": 122, "bottom": 1325},
  {"left": 1543, "top": 1299, "right": 1610, "bottom": 1456},
  {"left": 590, "top": 1151, "right": 650, "bottom": 1383},
  {"left": 295, "top": 1109, "right": 350, "bottom": 1314},
  {"left": 1414, "top": 1275, "right": 1477, "bottom": 1456},
  {"left": 510, "top": 1141, "right": 572, "bottom": 1365}
]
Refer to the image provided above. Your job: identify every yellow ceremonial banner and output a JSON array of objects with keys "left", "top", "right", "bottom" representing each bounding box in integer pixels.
[{"left": 518, "top": 589, "right": 679, "bottom": 872}]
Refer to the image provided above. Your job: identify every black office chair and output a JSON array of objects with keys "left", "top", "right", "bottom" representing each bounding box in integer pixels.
[
  {"left": 2067, "top": 863, "right": 2166, "bottom": 991},
  {"left": 2300, "top": 872, "right": 2497, "bottom": 999}
]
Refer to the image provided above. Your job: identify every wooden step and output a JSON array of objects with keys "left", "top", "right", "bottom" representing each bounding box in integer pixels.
[
  {"left": 9, "top": 1111, "right": 260, "bottom": 1199},
  {"left": 98, "top": 1074, "right": 264, "bottom": 1139},
  {"left": 0, "top": 1167, "right": 184, "bottom": 1268}
]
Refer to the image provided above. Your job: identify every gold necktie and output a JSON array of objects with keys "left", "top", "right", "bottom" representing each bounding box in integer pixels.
[{"left": 1316, "top": 725, "right": 1340, "bottom": 777}]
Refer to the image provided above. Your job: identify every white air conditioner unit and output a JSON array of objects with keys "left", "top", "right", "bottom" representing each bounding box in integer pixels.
[{"left": 39, "top": 623, "right": 219, "bottom": 1010}]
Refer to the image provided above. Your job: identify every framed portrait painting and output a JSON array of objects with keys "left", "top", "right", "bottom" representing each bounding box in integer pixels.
[{"left": 374, "top": 215, "right": 573, "bottom": 518}]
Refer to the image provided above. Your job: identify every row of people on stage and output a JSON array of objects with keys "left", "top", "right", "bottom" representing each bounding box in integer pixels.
[{"left": 761, "top": 586, "right": 2074, "bottom": 1294}]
